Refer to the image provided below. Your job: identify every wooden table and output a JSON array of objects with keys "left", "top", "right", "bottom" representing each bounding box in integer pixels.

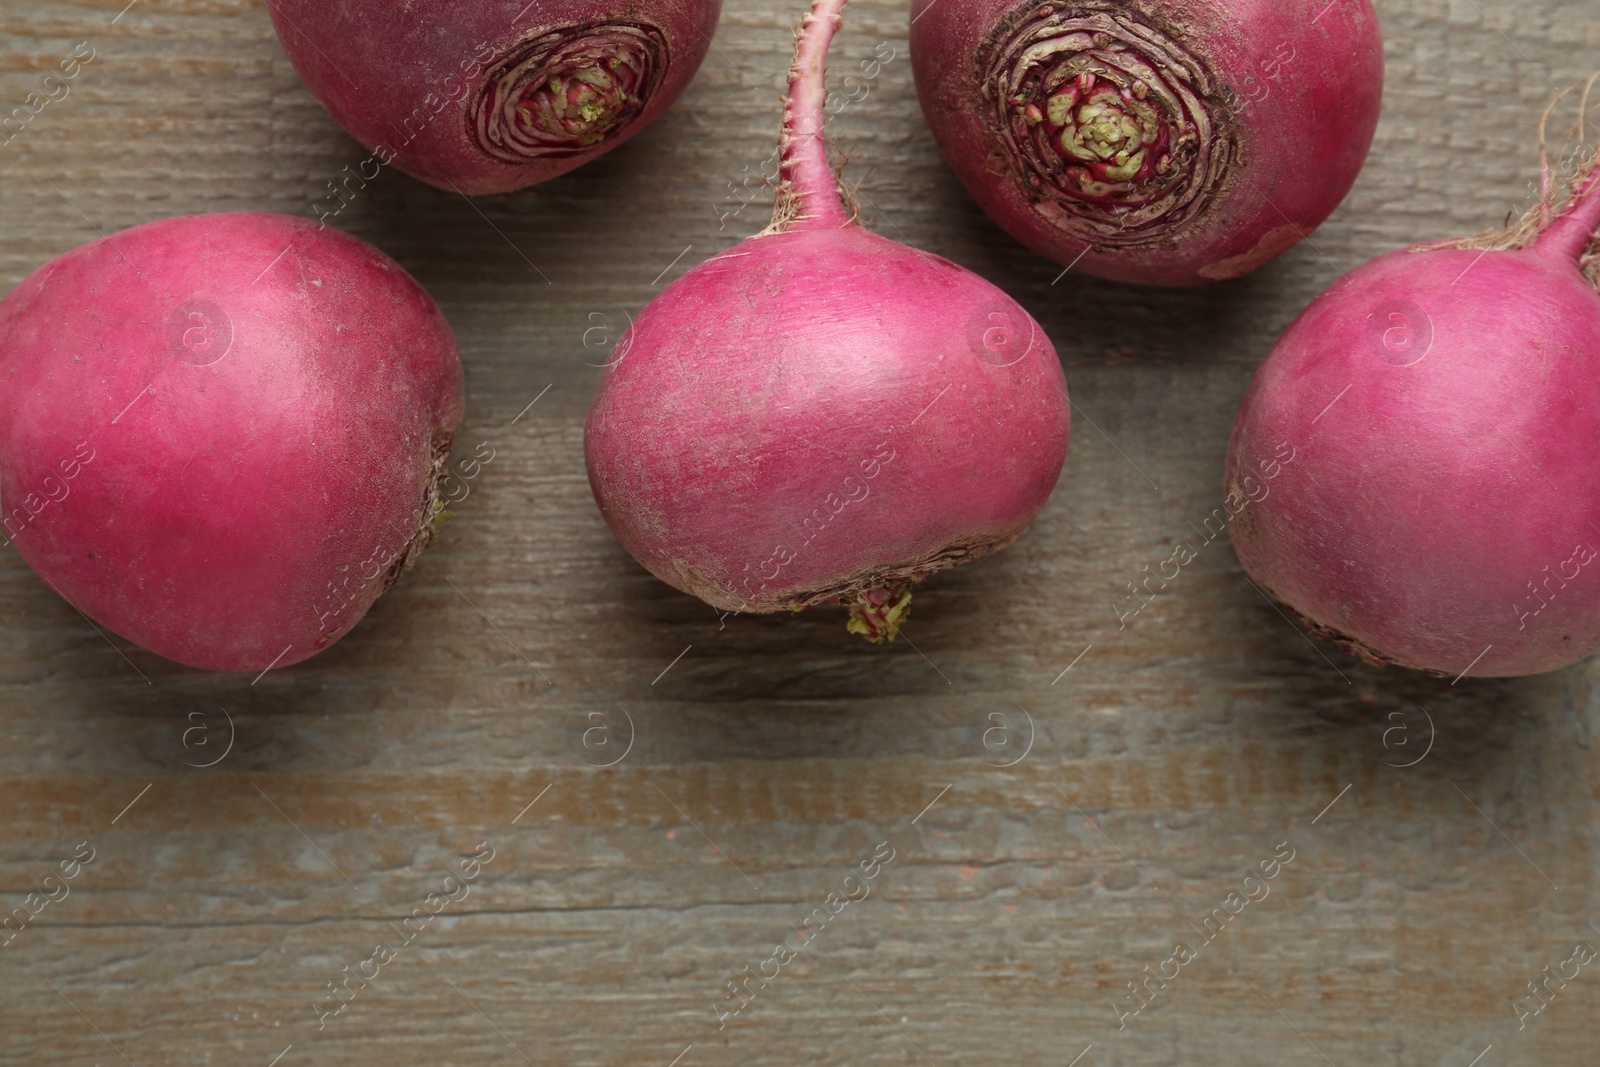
[{"left": 2, "top": 1, "right": 1597, "bottom": 1064}]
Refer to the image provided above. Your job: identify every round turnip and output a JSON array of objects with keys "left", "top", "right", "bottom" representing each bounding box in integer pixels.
[
  {"left": 1227, "top": 136, "right": 1600, "bottom": 678},
  {"left": 267, "top": 0, "right": 722, "bottom": 196},
  {"left": 909, "top": 0, "right": 1383, "bottom": 286},
  {"left": 0, "top": 213, "right": 464, "bottom": 673},
  {"left": 585, "top": 0, "right": 1071, "bottom": 642}
]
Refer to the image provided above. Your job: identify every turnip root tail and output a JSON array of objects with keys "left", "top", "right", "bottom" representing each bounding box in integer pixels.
[
  {"left": 1438, "top": 75, "right": 1600, "bottom": 282},
  {"left": 1536, "top": 164, "right": 1600, "bottom": 264},
  {"left": 769, "top": 0, "right": 851, "bottom": 233}
]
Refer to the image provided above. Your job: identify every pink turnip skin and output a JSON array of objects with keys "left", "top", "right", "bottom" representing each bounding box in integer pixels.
[
  {"left": 909, "top": 0, "right": 1383, "bottom": 286},
  {"left": 0, "top": 213, "right": 463, "bottom": 673},
  {"left": 267, "top": 0, "right": 721, "bottom": 196},
  {"left": 1226, "top": 165, "right": 1600, "bottom": 678},
  {"left": 585, "top": 0, "right": 1070, "bottom": 640}
]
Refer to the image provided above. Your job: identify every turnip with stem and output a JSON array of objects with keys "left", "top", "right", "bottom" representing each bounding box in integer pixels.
[
  {"left": 1227, "top": 84, "right": 1600, "bottom": 678},
  {"left": 585, "top": 0, "right": 1071, "bottom": 641}
]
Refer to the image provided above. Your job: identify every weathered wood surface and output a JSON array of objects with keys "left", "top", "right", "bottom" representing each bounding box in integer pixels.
[{"left": 2, "top": 0, "right": 1599, "bottom": 1064}]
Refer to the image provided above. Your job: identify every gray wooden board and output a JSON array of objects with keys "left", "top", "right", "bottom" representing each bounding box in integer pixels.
[{"left": 1, "top": 0, "right": 1599, "bottom": 1064}]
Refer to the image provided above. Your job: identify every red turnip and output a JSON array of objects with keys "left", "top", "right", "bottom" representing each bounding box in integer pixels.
[
  {"left": 909, "top": 0, "right": 1383, "bottom": 286},
  {"left": 1226, "top": 135, "right": 1600, "bottom": 678},
  {"left": 0, "top": 213, "right": 463, "bottom": 673},
  {"left": 267, "top": 0, "right": 722, "bottom": 196},
  {"left": 585, "top": 0, "right": 1071, "bottom": 641}
]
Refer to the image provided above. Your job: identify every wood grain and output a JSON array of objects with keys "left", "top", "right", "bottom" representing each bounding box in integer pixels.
[{"left": 1, "top": 0, "right": 1599, "bottom": 1064}]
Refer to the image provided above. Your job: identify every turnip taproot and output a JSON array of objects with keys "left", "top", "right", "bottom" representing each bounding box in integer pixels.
[
  {"left": 267, "top": 0, "right": 721, "bottom": 196},
  {"left": 909, "top": 0, "right": 1383, "bottom": 286},
  {"left": 1227, "top": 132, "right": 1600, "bottom": 678},
  {"left": 0, "top": 213, "right": 463, "bottom": 673},
  {"left": 585, "top": 0, "right": 1071, "bottom": 641}
]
